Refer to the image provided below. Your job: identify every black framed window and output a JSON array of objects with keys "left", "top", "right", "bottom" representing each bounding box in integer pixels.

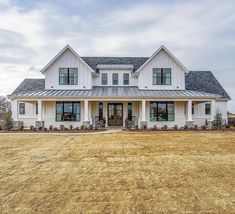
[
  {"left": 36, "top": 102, "right": 38, "bottom": 115},
  {"left": 123, "top": 73, "right": 129, "bottom": 85},
  {"left": 150, "top": 101, "right": 174, "bottom": 121},
  {"left": 99, "top": 102, "right": 103, "bottom": 120},
  {"left": 101, "top": 73, "right": 108, "bottom": 85},
  {"left": 153, "top": 68, "right": 171, "bottom": 85},
  {"left": 59, "top": 68, "right": 78, "bottom": 85},
  {"left": 205, "top": 103, "right": 211, "bottom": 115},
  {"left": 128, "top": 102, "right": 132, "bottom": 120},
  {"left": 112, "top": 73, "right": 118, "bottom": 85},
  {"left": 19, "top": 103, "right": 25, "bottom": 115},
  {"left": 56, "top": 102, "right": 80, "bottom": 121}
]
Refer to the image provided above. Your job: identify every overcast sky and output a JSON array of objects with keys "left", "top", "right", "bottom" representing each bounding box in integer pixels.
[{"left": 0, "top": 0, "right": 234, "bottom": 111}]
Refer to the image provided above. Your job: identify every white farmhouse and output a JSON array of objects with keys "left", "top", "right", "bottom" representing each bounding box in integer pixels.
[{"left": 8, "top": 45, "right": 230, "bottom": 129}]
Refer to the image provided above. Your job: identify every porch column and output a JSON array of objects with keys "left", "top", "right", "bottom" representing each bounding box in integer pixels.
[
  {"left": 84, "top": 100, "right": 89, "bottom": 121},
  {"left": 141, "top": 100, "right": 146, "bottom": 121},
  {"left": 140, "top": 100, "right": 147, "bottom": 128},
  {"left": 37, "top": 100, "right": 42, "bottom": 121},
  {"left": 83, "top": 99, "right": 90, "bottom": 128},
  {"left": 35, "top": 100, "right": 44, "bottom": 128},
  {"left": 187, "top": 100, "right": 192, "bottom": 121},
  {"left": 186, "top": 100, "right": 194, "bottom": 128},
  {"left": 211, "top": 100, "right": 216, "bottom": 120}
]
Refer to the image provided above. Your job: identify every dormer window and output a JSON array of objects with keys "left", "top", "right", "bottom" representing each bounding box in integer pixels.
[
  {"left": 59, "top": 68, "right": 78, "bottom": 85},
  {"left": 123, "top": 73, "right": 129, "bottom": 85},
  {"left": 112, "top": 73, "right": 118, "bottom": 85},
  {"left": 101, "top": 73, "right": 108, "bottom": 85},
  {"left": 153, "top": 68, "right": 171, "bottom": 85}
]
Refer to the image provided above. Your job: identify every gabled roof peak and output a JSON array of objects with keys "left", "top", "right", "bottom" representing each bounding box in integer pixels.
[
  {"left": 134, "top": 45, "right": 189, "bottom": 74},
  {"left": 40, "top": 44, "right": 95, "bottom": 74}
]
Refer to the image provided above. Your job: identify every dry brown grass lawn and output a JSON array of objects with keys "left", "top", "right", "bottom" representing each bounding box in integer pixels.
[{"left": 0, "top": 131, "right": 235, "bottom": 213}]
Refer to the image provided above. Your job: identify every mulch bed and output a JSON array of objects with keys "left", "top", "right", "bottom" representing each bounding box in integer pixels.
[{"left": 0, "top": 129, "right": 107, "bottom": 133}]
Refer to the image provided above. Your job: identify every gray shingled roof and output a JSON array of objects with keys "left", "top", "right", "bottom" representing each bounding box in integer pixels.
[
  {"left": 185, "top": 71, "right": 230, "bottom": 100},
  {"left": 9, "top": 71, "right": 230, "bottom": 100},
  {"left": 11, "top": 79, "right": 45, "bottom": 95},
  {"left": 82, "top": 57, "right": 148, "bottom": 72}
]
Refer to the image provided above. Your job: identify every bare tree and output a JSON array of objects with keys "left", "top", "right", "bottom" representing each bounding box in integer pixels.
[{"left": 0, "top": 96, "right": 11, "bottom": 119}]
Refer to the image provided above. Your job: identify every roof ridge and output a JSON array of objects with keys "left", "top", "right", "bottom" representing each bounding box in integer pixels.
[
  {"left": 24, "top": 78, "right": 45, "bottom": 80},
  {"left": 81, "top": 56, "right": 149, "bottom": 58},
  {"left": 189, "top": 70, "right": 211, "bottom": 72}
]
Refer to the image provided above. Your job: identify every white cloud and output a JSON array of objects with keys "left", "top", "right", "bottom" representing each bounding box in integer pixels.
[
  {"left": 0, "top": 0, "right": 234, "bottom": 111},
  {"left": 0, "top": 0, "right": 9, "bottom": 6}
]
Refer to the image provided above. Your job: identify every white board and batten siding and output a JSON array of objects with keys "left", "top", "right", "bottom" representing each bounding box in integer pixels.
[
  {"left": 138, "top": 49, "right": 186, "bottom": 90},
  {"left": 44, "top": 49, "right": 92, "bottom": 90}
]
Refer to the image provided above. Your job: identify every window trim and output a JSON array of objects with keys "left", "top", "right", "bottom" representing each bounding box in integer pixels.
[
  {"left": 19, "top": 103, "right": 25, "bottom": 115},
  {"left": 112, "top": 73, "right": 119, "bottom": 85},
  {"left": 128, "top": 102, "right": 132, "bottom": 120},
  {"left": 101, "top": 73, "right": 108, "bottom": 85},
  {"left": 123, "top": 73, "right": 129, "bottom": 85},
  {"left": 55, "top": 102, "right": 81, "bottom": 122},
  {"left": 205, "top": 103, "right": 211, "bottom": 115},
  {"left": 153, "top": 68, "right": 171, "bottom": 85},
  {"left": 150, "top": 101, "right": 175, "bottom": 122},
  {"left": 36, "top": 102, "right": 38, "bottom": 115},
  {"left": 99, "top": 102, "right": 103, "bottom": 120},
  {"left": 59, "top": 68, "right": 78, "bottom": 85}
]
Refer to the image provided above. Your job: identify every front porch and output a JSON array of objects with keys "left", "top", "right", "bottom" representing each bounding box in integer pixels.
[{"left": 12, "top": 99, "right": 217, "bottom": 129}]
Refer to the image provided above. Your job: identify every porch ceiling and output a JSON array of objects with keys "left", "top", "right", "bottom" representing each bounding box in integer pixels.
[{"left": 9, "top": 86, "right": 222, "bottom": 100}]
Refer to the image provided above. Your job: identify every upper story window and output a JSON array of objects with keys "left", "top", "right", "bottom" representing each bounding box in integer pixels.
[
  {"left": 112, "top": 73, "right": 118, "bottom": 85},
  {"left": 59, "top": 68, "right": 78, "bottom": 85},
  {"left": 101, "top": 73, "right": 108, "bottom": 85},
  {"left": 153, "top": 68, "right": 171, "bottom": 85},
  {"left": 19, "top": 103, "right": 25, "bottom": 115},
  {"left": 123, "top": 73, "right": 129, "bottom": 85},
  {"left": 205, "top": 103, "right": 211, "bottom": 115}
]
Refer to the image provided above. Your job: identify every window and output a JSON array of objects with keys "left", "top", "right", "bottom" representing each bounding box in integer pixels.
[
  {"left": 150, "top": 102, "right": 174, "bottom": 121},
  {"left": 56, "top": 102, "right": 80, "bottom": 121},
  {"left": 59, "top": 68, "right": 78, "bottom": 85},
  {"left": 19, "top": 103, "right": 25, "bottom": 115},
  {"left": 192, "top": 103, "right": 194, "bottom": 115},
  {"left": 36, "top": 102, "right": 38, "bottom": 115},
  {"left": 99, "top": 102, "right": 103, "bottom": 120},
  {"left": 123, "top": 73, "right": 129, "bottom": 85},
  {"left": 128, "top": 102, "right": 132, "bottom": 120},
  {"left": 205, "top": 103, "right": 211, "bottom": 115},
  {"left": 153, "top": 68, "right": 171, "bottom": 85},
  {"left": 101, "top": 73, "right": 108, "bottom": 85},
  {"left": 112, "top": 73, "right": 118, "bottom": 85}
]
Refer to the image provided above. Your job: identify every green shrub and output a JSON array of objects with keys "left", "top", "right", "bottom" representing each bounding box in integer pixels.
[
  {"left": 212, "top": 113, "right": 222, "bottom": 129},
  {"left": 184, "top": 125, "right": 188, "bottom": 130},
  {"left": 3, "top": 113, "right": 13, "bottom": 131},
  {"left": 60, "top": 124, "right": 65, "bottom": 131}
]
